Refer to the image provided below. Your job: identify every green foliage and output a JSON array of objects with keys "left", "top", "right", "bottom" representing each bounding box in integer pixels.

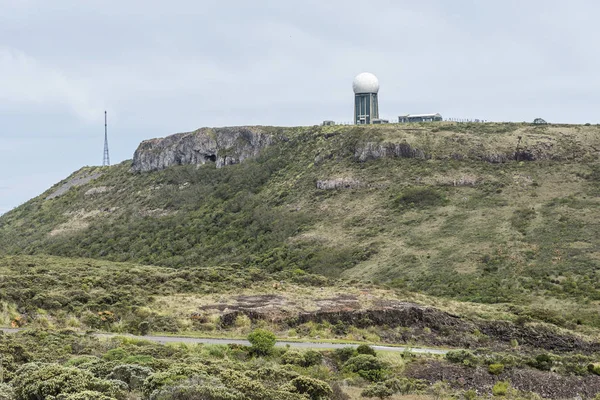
[
  {"left": 302, "top": 351, "right": 323, "bottom": 367},
  {"left": 342, "top": 355, "right": 387, "bottom": 382},
  {"left": 588, "top": 363, "right": 600, "bottom": 376},
  {"left": 333, "top": 347, "right": 357, "bottom": 364},
  {"left": 55, "top": 391, "right": 117, "bottom": 400},
  {"left": 527, "top": 354, "right": 554, "bottom": 371},
  {"left": 282, "top": 350, "right": 322, "bottom": 368},
  {"left": 361, "top": 382, "right": 393, "bottom": 399},
  {"left": 445, "top": 350, "right": 478, "bottom": 367},
  {"left": 12, "top": 363, "right": 125, "bottom": 400},
  {"left": 247, "top": 329, "right": 276, "bottom": 356},
  {"left": 0, "top": 384, "right": 15, "bottom": 400},
  {"left": 356, "top": 344, "right": 376, "bottom": 357},
  {"left": 281, "top": 351, "right": 305, "bottom": 367},
  {"left": 463, "top": 389, "right": 477, "bottom": 400},
  {"left": 106, "top": 364, "right": 152, "bottom": 390},
  {"left": 393, "top": 187, "right": 447, "bottom": 210},
  {"left": 492, "top": 381, "right": 510, "bottom": 396},
  {"left": 289, "top": 376, "right": 332, "bottom": 400},
  {"left": 383, "top": 377, "right": 427, "bottom": 395},
  {"left": 488, "top": 363, "right": 505, "bottom": 375}
]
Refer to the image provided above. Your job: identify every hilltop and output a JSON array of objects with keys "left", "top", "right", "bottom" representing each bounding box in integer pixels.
[{"left": 0, "top": 122, "right": 599, "bottom": 329}]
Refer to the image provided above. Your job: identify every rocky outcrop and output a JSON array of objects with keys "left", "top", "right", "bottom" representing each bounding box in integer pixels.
[
  {"left": 46, "top": 172, "right": 103, "bottom": 200},
  {"left": 132, "top": 126, "right": 274, "bottom": 172},
  {"left": 355, "top": 142, "right": 427, "bottom": 162},
  {"left": 316, "top": 178, "right": 363, "bottom": 190}
]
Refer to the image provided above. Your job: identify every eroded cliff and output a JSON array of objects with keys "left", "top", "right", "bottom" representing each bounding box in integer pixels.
[{"left": 132, "top": 126, "right": 275, "bottom": 172}]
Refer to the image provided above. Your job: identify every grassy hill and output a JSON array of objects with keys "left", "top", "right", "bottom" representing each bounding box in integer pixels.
[{"left": 1, "top": 122, "right": 599, "bottom": 330}]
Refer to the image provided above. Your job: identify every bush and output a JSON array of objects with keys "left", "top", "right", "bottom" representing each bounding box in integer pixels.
[
  {"left": 384, "top": 377, "right": 427, "bottom": 394},
  {"left": 464, "top": 389, "right": 477, "bottom": 400},
  {"left": 247, "top": 329, "right": 276, "bottom": 356},
  {"left": 445, "top": 350, "right": 478, "bottom": 367},
  {"left": 281, "top": 351, "right": 305, "bottom": 366},
  {"left": 148, "top": 379, "right": 245, "bottom": 400},
  {"left": 342, "top": 355, "right": 387, "bottom": 382},
  {"left": 55, "top": 391, "right": 117, "bottom": 400},
  {"left": 302, "top": 351, "right": 323, "bottom": 367},
  {"left": 102, "top": 348, "right": 128, "bottom": 361},
  {"left": 488, "top": 363, "right": 505, "bottom": 375},
  {"left": 393, "top": 187, "right": 447, "bottom": 210},
  {"left": 12, "top": 363, "right": 125, "bottom": 400},
  {"left": 589, "top": 363, "right": 600, "bottom": 376},
  {"left": 333, "top": 347, "right": 357, "bottom": 364},
  {"left": 0, "top": 383, "right": 14, "bottom": 400},
  {"left": 107, "top": 364, "right": 153, "bottom": 390},
  {"left": 356, "top": 344, "right": 376, "bottom": 357},
  {"left": 492, "top": 381, "right": 510, "bottom": 396},
  {"left": 289, "top": 376, "right": 332, "bottom": 400},
  {"left": 528, "top": 354, "right": 553, "bottom": 371},
  {"left": 361, "top": 382, "right": 393, "bottom": 399}
]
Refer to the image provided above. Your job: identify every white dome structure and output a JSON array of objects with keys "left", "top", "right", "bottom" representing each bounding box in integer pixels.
[{"left": 353, "top": 72, "right": 380, "bottom": 94}]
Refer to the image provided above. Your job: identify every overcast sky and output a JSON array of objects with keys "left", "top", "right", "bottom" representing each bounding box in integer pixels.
[{"left": 1, "top": 0, "right": 599, "bottom": 214}]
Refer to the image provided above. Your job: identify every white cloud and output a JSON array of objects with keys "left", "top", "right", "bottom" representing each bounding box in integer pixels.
[{"left": 0, "top": 46, "right": 101, "bottom": 122}]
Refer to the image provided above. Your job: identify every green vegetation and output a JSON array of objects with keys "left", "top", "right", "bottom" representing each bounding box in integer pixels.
[
  {"left": 247, "top": 329, "right": 276, "bottom": 356},
  {"left": 0, "top": 122, "right": 599, "bottom": 398}
]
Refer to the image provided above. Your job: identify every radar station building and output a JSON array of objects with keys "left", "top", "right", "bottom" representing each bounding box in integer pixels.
[
  {"left": 353, "top": 73, "right": 380, "bottom": 124},
  {"left": 398, "top": 113, "right": 443, "bottom": 123}
]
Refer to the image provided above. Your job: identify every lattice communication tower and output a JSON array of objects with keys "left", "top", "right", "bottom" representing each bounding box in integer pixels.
[{"left": 103, "top": 111, "right": 110, "bottom": 166}]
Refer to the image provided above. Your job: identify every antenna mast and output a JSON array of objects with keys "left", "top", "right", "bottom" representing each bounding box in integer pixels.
[{"left": 103, "top": 111, "right": 110, "bottom": 166}]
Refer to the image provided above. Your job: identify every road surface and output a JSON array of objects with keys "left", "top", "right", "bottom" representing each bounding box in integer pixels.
[{"left": 1, "top": 328, "right": 449, "bottom": 355}]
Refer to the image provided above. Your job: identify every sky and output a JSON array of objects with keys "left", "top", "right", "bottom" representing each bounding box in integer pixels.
[{"left": 1, "top": 0, "right": 600, "bottom": 214}]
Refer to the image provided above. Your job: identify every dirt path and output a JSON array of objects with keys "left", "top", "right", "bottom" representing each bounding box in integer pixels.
[{"left": 1, "top": 328, "right": 449, "bottom": 355}]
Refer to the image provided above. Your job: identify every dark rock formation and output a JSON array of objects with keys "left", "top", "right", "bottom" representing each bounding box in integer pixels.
[{"left": 132, "top": 126, "right": 274, "bottom": 172}]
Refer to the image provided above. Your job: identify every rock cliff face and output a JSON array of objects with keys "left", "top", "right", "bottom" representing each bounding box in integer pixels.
[{"left": 132, "top": 126, "right": 274, "bottom": 172}]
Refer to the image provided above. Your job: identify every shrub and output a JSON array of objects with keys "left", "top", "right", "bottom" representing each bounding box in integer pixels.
[
  {"left": 55, "top": 391, "right": 117, "bottom": 400},
  {"left": 107, "top": 364, "right": 153, "bottom": 390},
  {"left": 102, "top": 348, "right": 128, "bottom": 361},
  {"left": 356, "top": 344, "right": 376, "bottom": 357},
  {"left": 528, "top": 354, "right": 553, "bottom": 371},
  {"left": 445, "top": 350, "right": 478, "bottom": 367},
  {"left": 342, "top": 355, "right": 387, "bottom": 382},
  {"left": 588, "top": 363, "right": 600, "bottom": 376},
  {"left": 281, "top": 351, "right": 304, "bottom": 366},
  {"left": 464, "top": 389, "right": 477, "bottom": 400},
  {"left": 384, "top": 377, "right": 427, "bottom": 394},
  {"left": 361, "top": 382, "right": 393, "bottom": 399},
  {"left": 302, "top": 351, "right": 323, "bottom": 367},
  {"left": 333, "top": 347, "right": 357, "bottom": 364},
  {"left": 247, "top": 329, "right": 276, "bottom": 356},
  {"left": 148, "top": 379, "right": 245, "bottom": 400},
  {"left": 393, "top": 187, "right": 447, "bottom": 210},
  {"left": 142, "top": 366, "right": 207, "bottom": 397},
  {"left": 0, "top": 383, "right": 15, "bottom": 400},
  {"left": 12, "top": 363, "right": 125, "bottom": 400},
  {"left": 492, "top": 381, "right": 510, "bottom": 396},
  {"left": 488, "top": 363, "right": 505, "bottom": 375},
  {"left": 289, "top": 376, "right": 332, "bottom": 400}
]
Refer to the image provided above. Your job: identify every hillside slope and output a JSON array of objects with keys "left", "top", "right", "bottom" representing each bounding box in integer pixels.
[{"left": 1, "top": 122, "right": 599, "bottom": 327}]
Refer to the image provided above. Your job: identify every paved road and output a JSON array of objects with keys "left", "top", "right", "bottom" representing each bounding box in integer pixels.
[{"left": 2, "top": 328, "right": 448, "bottom": 355}]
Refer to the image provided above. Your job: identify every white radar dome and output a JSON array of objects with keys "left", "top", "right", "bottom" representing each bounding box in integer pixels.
[{"left": 353, "top": 72, "right": 380, "bottom": 94}]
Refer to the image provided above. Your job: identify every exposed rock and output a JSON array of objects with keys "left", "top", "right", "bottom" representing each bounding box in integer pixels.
[
  {"left": 84, "top": 186, "right": 111, "bottom": 196},
  {"left": 316, "top": 178, "right": 363, "bottom": 190},
  {"left": 46, "top": 172, "right": 102, "bottom": 200},
  {"left": 131, "top": 126, "right": 274, "bottom": 172},
  {"left": 406, "top": 361, "right": 600, "bottom": 399},
  {"left": 355, "top": 142, "right": 427, "bottom": 162}
]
